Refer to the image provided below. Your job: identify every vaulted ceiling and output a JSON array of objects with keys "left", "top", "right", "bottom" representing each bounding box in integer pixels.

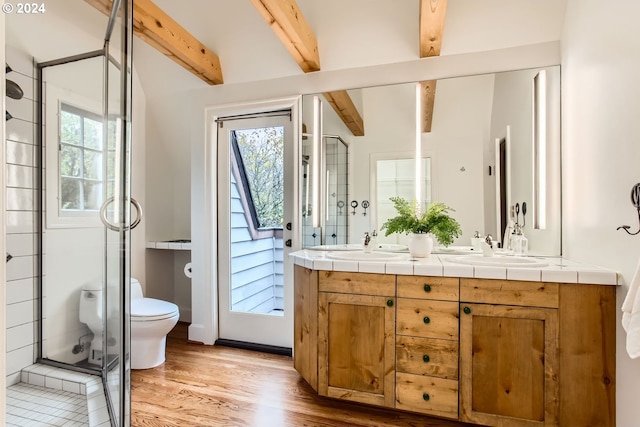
[
  {"left": 71, "top": 0, "right": 564, "bottom": 135},
  {"left": 85, "top": 0, "right": 460, "bottom": 136}
]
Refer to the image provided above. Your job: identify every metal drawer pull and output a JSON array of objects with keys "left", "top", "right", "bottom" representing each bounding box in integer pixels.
[
  {"left": 423, "top": 393, "right": 430, "bottom": 401},
  {"left": 423, "top": 316, "right": 430, "bottom": 324},
  {"left": 423, "top": 354, "right": 430, "bottom": 363},
  {"left": 423, "top": 284, "right": 431, "bottom": 292}
]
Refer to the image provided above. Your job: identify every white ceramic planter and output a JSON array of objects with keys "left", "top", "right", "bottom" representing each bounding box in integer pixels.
[{"left": 408, "top": 233, "right": 434, "bottom": 258}]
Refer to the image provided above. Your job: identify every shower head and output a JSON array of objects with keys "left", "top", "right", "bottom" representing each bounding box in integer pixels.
[{"left": 6, "top": 79, "right": 24, "bottom": 100}]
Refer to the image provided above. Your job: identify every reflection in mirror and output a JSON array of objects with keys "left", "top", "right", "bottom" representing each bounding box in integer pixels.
[
  {"left": 371, "top": 154, "right": 431, "bottom": 245},
  {"left": 302, "top": 65, "right": 561, "bottom": 255}
]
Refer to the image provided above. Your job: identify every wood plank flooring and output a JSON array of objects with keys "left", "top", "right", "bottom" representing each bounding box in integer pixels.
[{"left": 131, "top": 323, "right": 475, "bottom": 427}]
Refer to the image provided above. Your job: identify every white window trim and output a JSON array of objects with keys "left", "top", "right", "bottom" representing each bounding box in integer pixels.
[{"left": 45, "top": 84, "right": 104, "bottom": 229}]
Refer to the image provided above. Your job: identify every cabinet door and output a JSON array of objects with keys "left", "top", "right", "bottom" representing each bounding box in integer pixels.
[
  {"left": 459, "top": 303, "right": 559, "bottom": 427},
  {"left": 318, "top": 292, "right": 395, "bottom": 407}
]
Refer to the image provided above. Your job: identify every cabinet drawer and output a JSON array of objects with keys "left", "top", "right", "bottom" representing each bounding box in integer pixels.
[
  {"left": 319, "top": 271, "right": 395, "bottom": 296},
  {"left": 460, "top": 278, "right": 559, "bottom": 308},
  {"left": 396, "top": 336, "right": 458, "bottom": 379},
  {"left": 397, "top": 276, "right": 459, "bottom": 301},
  {"left": 397, "top": 299, "right": 459, "bottom": 340},
  {"left": 396, "top": 372, "right": 458, "bottom": 419}
]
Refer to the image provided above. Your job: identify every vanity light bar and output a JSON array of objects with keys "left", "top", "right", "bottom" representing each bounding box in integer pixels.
[
  {"left": 533, "top": 70, "right": 547, "bottom": 230},
  {"left": 312, "top": 96, "right": 323, "bottom": 228},
  {"left": 415, "top": 83, "right": 422, "bottom": 210}
]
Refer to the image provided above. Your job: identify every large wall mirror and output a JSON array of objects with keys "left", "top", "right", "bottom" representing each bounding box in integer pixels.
[{"left": 302, "top": 65, "right": 561, "bottom": 256}]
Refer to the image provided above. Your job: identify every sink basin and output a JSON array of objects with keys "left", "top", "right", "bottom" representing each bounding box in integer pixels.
[
  {"left": 326, "top": 251, "right": 405, "bottom": 261},
  {"left": 308, "top": 244, "right": 362, "bottom": 251},
  {"left": 444, "top": 254, "right": 548, "bottom": 268},
  {"left": 374, "top": 244, "right": 408, "bottom": 253}
]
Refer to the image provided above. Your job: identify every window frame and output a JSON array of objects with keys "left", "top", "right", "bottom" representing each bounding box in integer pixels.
[{"left": 45, "top": 87, "right": 110, "bottom": 229}]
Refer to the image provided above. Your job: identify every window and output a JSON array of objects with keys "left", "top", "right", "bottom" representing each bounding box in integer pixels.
[
  {"left": 58, "top": 103, "right": 115, "bottom": 214},
  {"left": 232, "top": 126, "right": 284, "bottom": 230},
  {"left": 46, "top": 98, "right": 117, "bottom": 228}
]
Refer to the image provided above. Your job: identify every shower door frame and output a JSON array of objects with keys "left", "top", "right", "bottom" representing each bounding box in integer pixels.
[{"left": 34, "top": 1, "right": 134, "bottom": 425}]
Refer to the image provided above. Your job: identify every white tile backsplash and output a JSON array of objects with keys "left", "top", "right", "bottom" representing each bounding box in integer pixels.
[
  {"left": 6, "top": 232, "right": 35, "bottom": 256},
  {"left": 6, "top": 278, "right": 35, "bottom": 304},
  {"left": 6, "top": 43, "right": 39, "bottom": 390},
  {"left": 6, "top": 254, "right": 34, "bottom": 281},
  {"left": 6, "top": 322, "right": 35, "bottom": 352},
  {"left": 6, "top": 164, "right": 34, "bottom": 188},
  {"left": 6, "top": 187, "right": 34, "bottom": 210},
  {"left": 6, "top": 97, "right": 34, "bottom": 122},
  {"left": 6, "top": 118, "right": 34, "bottom": 145},
  {"left": 6, "top": 211, "right": 35, "bottom": 233},
  {"left": 6, "top": 300, "right": 35, "bottom": 328},
  {"left": 6, "top": 345, "right": 36, "bottom": 377},
  {"left": 5, "top": 140, "right": 34, "bottom": 166}
]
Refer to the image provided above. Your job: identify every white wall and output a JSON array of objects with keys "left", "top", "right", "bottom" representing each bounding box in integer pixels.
[{"left": 561, "top": 1, "right": 640, "bottom": 425}]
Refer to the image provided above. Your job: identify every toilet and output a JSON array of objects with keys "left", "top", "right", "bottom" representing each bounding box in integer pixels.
[
  {"left": 79, "top": 278, "right": 179, "bottom": 369},
  {"left": 130, "top": 278, "right": 179, "bottom": 369},
  {"left": 79, "top": 280, "right": 113, "bottom": 365}
]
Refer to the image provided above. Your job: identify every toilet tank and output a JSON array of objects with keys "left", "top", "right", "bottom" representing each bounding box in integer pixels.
[{"left": 131, "top": 278, "right": 143, "bottom": 300}]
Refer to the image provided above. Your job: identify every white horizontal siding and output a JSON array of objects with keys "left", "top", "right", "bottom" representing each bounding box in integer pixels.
[{"left": 228, "top": 167, "right": 283, "bottom": 314}]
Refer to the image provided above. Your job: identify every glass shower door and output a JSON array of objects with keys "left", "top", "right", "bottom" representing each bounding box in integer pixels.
[{"left": 103, "top": 1, "right": 134, "bottom": 425}]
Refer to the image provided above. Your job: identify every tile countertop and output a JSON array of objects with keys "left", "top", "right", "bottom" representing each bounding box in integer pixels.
[
  {"left": 146, "top": 240, "right": 192, "bottom": 250},
  {"left": 289, "top": 250, "right": 619, "bottom": 286}
]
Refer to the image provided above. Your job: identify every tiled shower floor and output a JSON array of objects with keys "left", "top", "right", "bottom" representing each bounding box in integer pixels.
[
  {"left": 6, "top": 383, "right": 89, "bottom": 426},
  {"left": 6, "top": 364, "right": 111, "bottom": 426}
]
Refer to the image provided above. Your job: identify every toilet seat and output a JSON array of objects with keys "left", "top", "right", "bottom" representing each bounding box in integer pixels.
[{"left": 131, "top": 298, "right": 179, "bottom": 322}]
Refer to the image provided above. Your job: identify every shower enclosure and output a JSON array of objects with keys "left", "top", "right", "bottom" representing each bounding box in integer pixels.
[
  {"left": 36, "top": 1, "right": 134, "bottom": 425},
  {"left": 301, "top": 135, "right": 349, "bottom": 247}
]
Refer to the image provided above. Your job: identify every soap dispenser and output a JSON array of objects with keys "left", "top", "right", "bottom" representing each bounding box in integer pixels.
[{"left": 513, "top": 225, "right": 528, "bottom": 256}]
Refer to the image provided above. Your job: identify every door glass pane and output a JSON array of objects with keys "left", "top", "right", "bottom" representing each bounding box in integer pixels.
[{"left": 229, "top": 126, "right": 284, "bottom": 315}]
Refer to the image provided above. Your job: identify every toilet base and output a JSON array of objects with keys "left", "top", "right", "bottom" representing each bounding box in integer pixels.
[{"left": 131, "top": 336, "right": 167, "bottom": 369}]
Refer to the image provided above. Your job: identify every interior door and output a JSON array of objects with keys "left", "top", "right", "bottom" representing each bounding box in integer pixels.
[{"left": 217, "top": 112, "right": 294, "bottom": 349}]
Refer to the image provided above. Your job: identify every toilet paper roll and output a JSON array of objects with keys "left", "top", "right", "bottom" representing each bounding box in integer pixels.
[{"left": 184, "top": 262, "right": 192, "bottom": 279}]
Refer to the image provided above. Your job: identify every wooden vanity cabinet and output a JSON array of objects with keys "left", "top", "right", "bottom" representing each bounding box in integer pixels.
[
  {"left": 395, "top": 276, "right": 460, "bottom": 419},
  {"left": 459, "top": 278, "right": 616, "bottom": 427},
  {"left": 293, "top": 265, "right": 318, "bottom": 391},
  {"left": 317, "top": 271, "right": 396, "bottom": 408},
  {"left": 294, "top": 267, "right": 616, "bottom": 427}
]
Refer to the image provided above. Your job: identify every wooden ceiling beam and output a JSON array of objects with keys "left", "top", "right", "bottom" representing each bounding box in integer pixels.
[
  {"left": 322, "top": 91, "right": 365, "bottom": 137},
  {"left": 250, "top": 0, "right": 320, "bottom": 72},
  {"left": 85, "top": 0, "right": 224, "bottom": 85},
  {"left": 419, "top": 80, "right": 437, "bottom": 133},
  {"left": 419, "top": 0, "right": 447, "bottom": 133},
  {"left": 420, "top": 0, "right": 448, "bottom": 58}
]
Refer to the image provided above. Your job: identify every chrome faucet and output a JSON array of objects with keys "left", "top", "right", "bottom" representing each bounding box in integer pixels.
[
  {"left": 484, "top": 234, "right": 493, "bottom": 248},
  {"left": 363, "top": 232, "right": 371, "bottom": 246}
]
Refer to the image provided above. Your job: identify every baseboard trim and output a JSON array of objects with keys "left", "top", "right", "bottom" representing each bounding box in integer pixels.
[{"left": 215, "top": 339, "right": 292, "bottom": 357}]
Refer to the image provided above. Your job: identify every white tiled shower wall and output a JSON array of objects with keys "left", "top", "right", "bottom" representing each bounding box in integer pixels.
[{"left": 5, "top": 45, "right": 38, "bottom": 385}]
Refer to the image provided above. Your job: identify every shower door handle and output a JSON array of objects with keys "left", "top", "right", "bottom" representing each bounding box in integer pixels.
[{"left": 99, "top": 196, "right": 143, "bottom": 231}]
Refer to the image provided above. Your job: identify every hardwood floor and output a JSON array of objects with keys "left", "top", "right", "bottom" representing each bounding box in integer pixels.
[{"left": 131, "top": 323, "right": 475, "bottom": 427}]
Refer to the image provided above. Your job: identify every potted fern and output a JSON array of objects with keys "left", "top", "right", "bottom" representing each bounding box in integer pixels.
[{"left": 380, "top": 196, "right": 462, "bottom": 257}]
